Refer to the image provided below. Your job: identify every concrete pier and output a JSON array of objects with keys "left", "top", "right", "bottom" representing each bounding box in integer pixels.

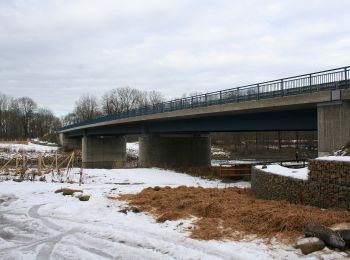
[
  {"left": 318, "top": 101, "right": 350, "bottom": 156},
  {"left": 82, "top": 136, "right": 126, "bottom": 168},
  {"left": 58, "top": 133, "right": 81, "bottom": 150},
  {"left": 139, "top": 134, "right": 211, "bottom": 168}
]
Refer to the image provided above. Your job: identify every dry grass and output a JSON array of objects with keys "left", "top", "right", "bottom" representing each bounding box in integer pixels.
[
  {"left": 0, "top": 140, "right": 28, "bottom": 144},
  {"left": 118, "top": 186, "right": 350, "bottom": 242}
]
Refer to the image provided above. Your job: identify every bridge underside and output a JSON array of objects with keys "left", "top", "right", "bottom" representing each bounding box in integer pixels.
[
  {"left": 59, "top": 101, "right": 350, "bottom": 169},
  {"left": 65, "top": 108, "right": 317, "bottom": 138}
]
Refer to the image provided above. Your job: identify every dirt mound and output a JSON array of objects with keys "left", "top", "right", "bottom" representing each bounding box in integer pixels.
[{"left": 118, "top": 186, "right": 350, "bottom": 241}]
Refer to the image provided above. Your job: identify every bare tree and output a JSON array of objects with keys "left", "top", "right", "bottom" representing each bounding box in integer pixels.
[
  {"left": 73, "top": 94, "right": 101, "bottom": 122},
  {"left": 61, "top": 113, "right": 79, "bottom": 126},
  {"left": 101, "top": 89, "right": 121, "bottom": 115},
  {"left": 147, "top": 90, "right": 164, "bottom": 106},
  {"left": 101, "top": 87, "right": 164, "bottom": 115},
  {"left": 16, "top": 97, "right": 37, "bottom": 138}
]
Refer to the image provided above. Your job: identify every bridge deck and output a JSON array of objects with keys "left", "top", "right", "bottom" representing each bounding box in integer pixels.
[{"left": 60, "top": 66, "right": 350, "bottom": 133}]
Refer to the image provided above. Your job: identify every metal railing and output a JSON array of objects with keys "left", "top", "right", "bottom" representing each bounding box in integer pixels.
[{"left": 60, "top": 66, "right": 350, "bottom": 131}]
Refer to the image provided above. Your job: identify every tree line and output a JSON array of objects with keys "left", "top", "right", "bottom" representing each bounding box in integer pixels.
[
  {"left": 0, "top": 92, "right": 60, "bottom": 140},
  {"left": 0, "top": 87, "right": 164, "bottom": 139},
  {"left": 62, "top": 87, "right": 164, "bottom": 126}
]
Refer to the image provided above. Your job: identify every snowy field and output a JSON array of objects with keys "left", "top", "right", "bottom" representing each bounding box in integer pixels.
[
  {"left": 0, "top": 142, "right": 59, "bottom": 161},
  {"left": 0, "top": 168, "right": 347, "bottom": 260},
  {"left": 0, "top": 142, "right": 58, "bottom": 153}
]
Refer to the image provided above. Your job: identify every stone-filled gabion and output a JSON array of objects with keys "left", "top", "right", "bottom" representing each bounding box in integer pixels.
[{"left": 251, "top": 160, "right": 350, "bottom": 210}]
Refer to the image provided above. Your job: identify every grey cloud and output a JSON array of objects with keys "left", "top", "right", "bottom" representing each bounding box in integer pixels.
[{"left": 0, "top": 0, "right": 349, "bottom": 116}]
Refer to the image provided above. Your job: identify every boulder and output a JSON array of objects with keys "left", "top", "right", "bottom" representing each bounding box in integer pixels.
[
  {"left": 337, "top": 229, "right": 350, "bottom": 243},
  {"left": 79, "top": 195, "right": 90, "bottom": 201},
  {"left": 130, "top": 206, "right": 140, "bottom": 213},
  {"left": 304, "top": 220, "right": 346, "bottom": 249},
  {"left": 295, "top": 237, "right": 325, "bottom": 255},
  {"left": 55, "top": 188, "right": 83, "bottom": 195}
]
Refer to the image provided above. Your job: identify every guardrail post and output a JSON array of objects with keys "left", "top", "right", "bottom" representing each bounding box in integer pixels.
[
  {"left": 309, "top": 74, "right": 312, "bottom": 86},
  {"left": 345, "top": 67, "right": 348, "bottom": 82},
  {"left": 281, "top": 79, "right": 284, "bottom": 96},
  {"left": 236, "top": 88, "right": 240, "bottom": 102},
  {"left": 191, "top": 96, "right": 193, "bottom": 108},
  {"left": 257, "top": 84, "right": 260, "bottom": 100},
  {"left": 219, "top": 91, "right": 222, "bottom": 104},
  {"left": 205, "top": 94, "right": 208, "bottom": 106}
]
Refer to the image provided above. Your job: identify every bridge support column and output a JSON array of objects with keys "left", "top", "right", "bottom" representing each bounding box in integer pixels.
[
  {"left": 318, "top": 101, "right": 350, "bottom": 156},
  {"left": 82, "top": 136, "right": 126, "bottom": 168},
  {"left": 139, "top": 134, "right": 211, "bottom": 168},
  {"left": 58, "top": 133, "right": 81, "bottom": 150}
]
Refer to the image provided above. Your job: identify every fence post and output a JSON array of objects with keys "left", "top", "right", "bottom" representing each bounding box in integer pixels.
[
  {"left": 236, "top": 88, "right": 240, "bottom": 102},
  {"left": 219, "top": 91, "right": 222, "bottom": 104},
  {"left": 205, "top": 94, "right": 208, "bottom": 106},
  {"left": 257, "top": 84, "right": 260, "bottom": 100}
]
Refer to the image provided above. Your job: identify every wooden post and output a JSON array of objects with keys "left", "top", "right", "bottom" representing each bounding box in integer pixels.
[
  {"left": 16, "top": 156, "right": 19, "bottom": 175},
  {"left": 55, "top": 152, "right": 58, "bottom": 172},
  {"left": 38, "top": 153, "right": 42, "bottom": 174}
]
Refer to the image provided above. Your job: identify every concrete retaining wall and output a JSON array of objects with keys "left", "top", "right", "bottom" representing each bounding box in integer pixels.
[{"left": 251, "top": 160, "right": 350, "bottom": 210}]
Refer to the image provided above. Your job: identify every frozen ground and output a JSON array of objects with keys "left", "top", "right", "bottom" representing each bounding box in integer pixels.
[{"left": 0, "top": 168, "right": 347, "bottom": 260}]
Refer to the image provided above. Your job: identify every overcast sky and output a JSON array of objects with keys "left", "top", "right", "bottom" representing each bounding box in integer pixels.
[{"left": 1, "top": 0, "right": 350, "bottom": 116}]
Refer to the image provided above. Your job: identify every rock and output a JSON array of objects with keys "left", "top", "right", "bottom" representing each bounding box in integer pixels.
[
  {"left": 153, "top": 186, "right": 161, "bottom": 191},
  {"left": 118, "top": 208, "right": 128, "bottom": 214},
  {"left": 55, "top": 188, "right": 83, "bottom": 195},
  {"left": 79, "top": 195, "right": 90, "bottom": 201},
  {"left": 130, "top": 206, "right": 140, "bottom": 213},
  {"left": 304, "top": 220, "right": 346, "bottom": 249},
  {"left": 12, "top": 179, "right": 23, "bottom": 182},
  {"left": 337, "top": 229, "right": 350, "bottom": 243},
  {"left": 39, "top": 176, "right": 46, "bottom": 182},
  {"left": 295, "top": 237, "right": 325, "bottom": 255}
]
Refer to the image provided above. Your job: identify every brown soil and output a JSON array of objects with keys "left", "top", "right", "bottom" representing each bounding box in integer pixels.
[{"left": 118, "top": 186, "right": 350, "bottom": 242}]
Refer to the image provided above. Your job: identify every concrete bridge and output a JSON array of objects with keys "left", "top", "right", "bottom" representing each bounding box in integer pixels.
[{"left": 59, "top": 66, "right": 350, "bottom": 168}]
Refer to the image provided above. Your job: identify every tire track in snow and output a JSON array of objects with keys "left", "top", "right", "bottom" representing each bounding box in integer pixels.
[{"left": 28, "top": 204, "right": 62, "bottom": 232}]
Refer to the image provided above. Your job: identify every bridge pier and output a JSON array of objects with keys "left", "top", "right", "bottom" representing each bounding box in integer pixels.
[
  {"left": 139, "top": 134, "right": 211, "bottom": 168},
  {"left": 318, "top": 101, "right": 350, "bottom": 156},
  {"left": 82, "top": 136, "right": 126, "bottom": 168},
  {"left": 58, "top": 133, "right": 81, "bottom": 150}
]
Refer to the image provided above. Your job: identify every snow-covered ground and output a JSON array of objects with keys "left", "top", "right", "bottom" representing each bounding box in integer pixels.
[
  {"left": 1, "top": 168, "right": 346, "bottom": 260},
  {"left": 255, "top": 165, "right": 309, "bottom": 180},
  {"left": 0, "top": 142, "right": 59, "bottom": 161},
  {"left": 126, "top": 142, "right": 139, "bottom": 158},
  {"left": 316, "top": 156, "right": 350, "bottom": 162},
  {"left": 0, "top": 142, "right": 58, "bottom": 153}
]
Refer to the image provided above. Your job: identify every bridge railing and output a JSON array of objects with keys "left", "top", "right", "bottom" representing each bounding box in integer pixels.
[{"left": 60, "top": 66, "right": 350, "bottom": 131}]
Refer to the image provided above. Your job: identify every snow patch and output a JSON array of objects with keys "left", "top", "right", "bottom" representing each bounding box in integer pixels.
[
  {"left": 0, "top": 142, "right": 58, "bottom": 153},
  {"left": 255, "top": 165, "right": 309, "bottom": 180},
  {"left": 316, "top": 156, "right": 350, "bottom": 162}
]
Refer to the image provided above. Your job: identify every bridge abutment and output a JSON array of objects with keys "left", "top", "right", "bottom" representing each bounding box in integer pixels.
[
  {"left": 318, "top": 100, "right": 350, "bottom": 156},
  {"left": 82, "top": 136, "right": 126, "bottom": 168},
  {"left": 58, "top": 133, "right": 82, "bottom": 150},
  {"left": 139, "top": 134, "right": 211, "bottom": 168}
]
